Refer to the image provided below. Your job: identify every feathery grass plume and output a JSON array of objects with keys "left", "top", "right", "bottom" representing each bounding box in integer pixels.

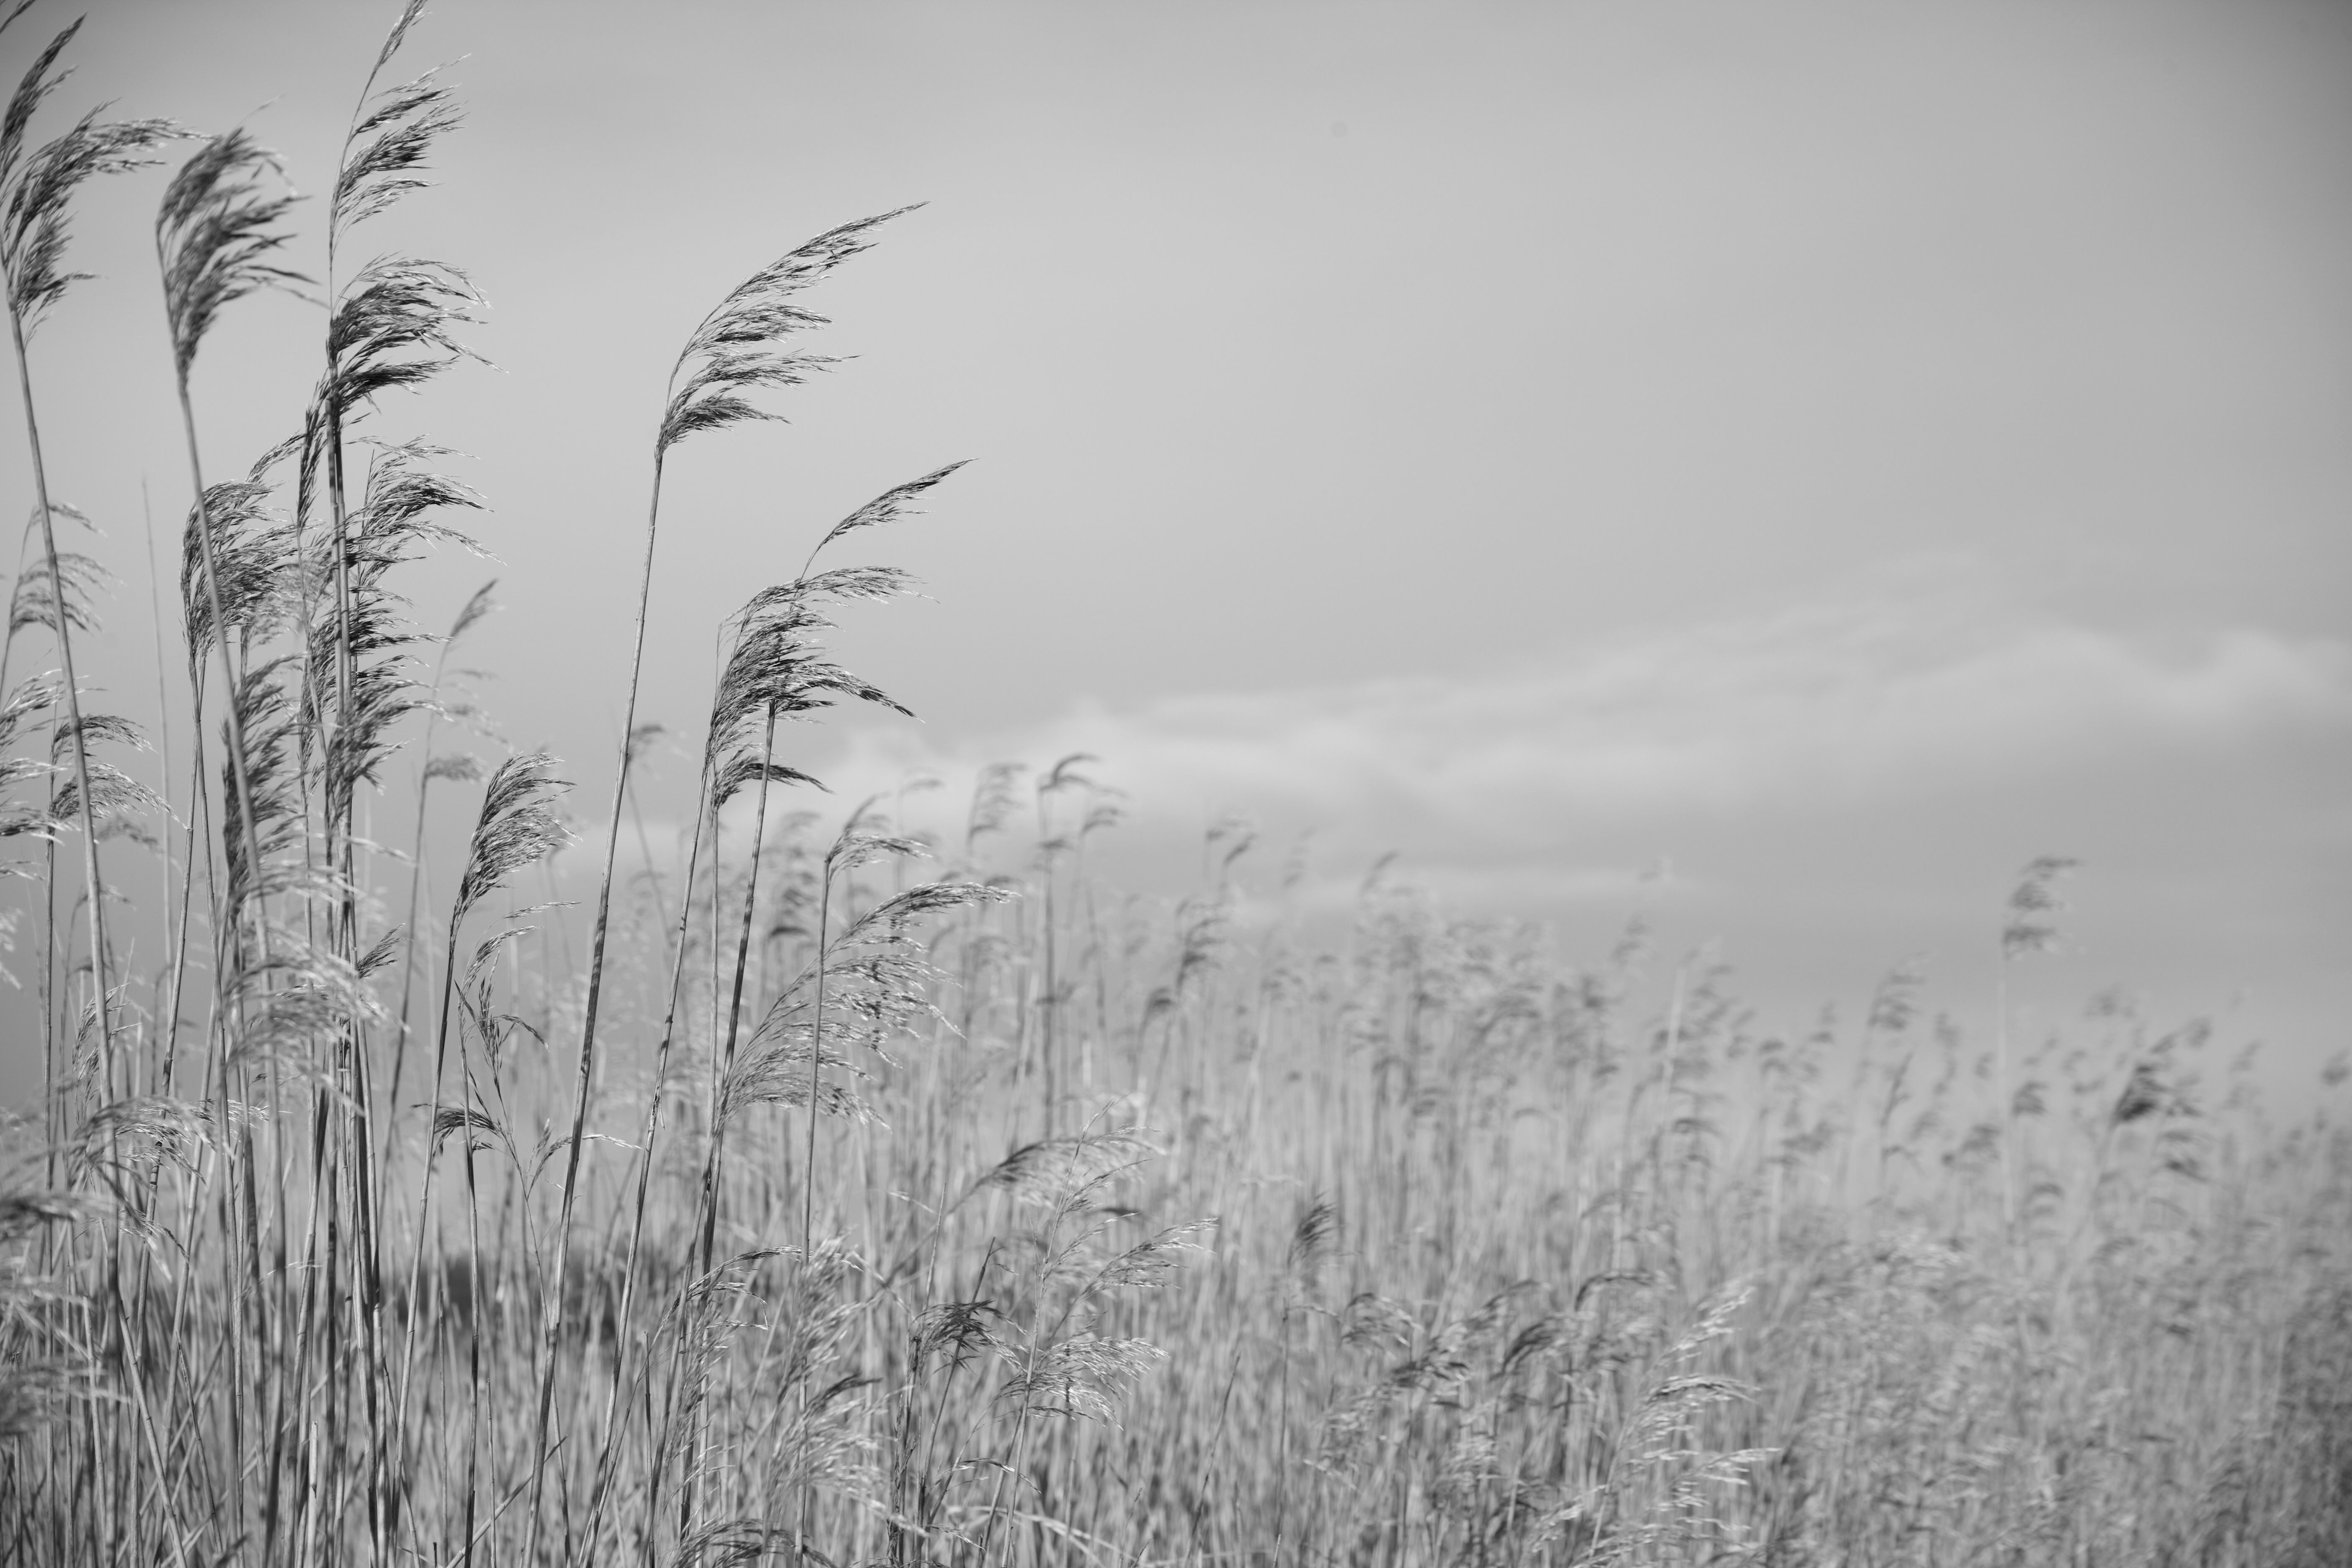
[
  {"left": 554, "top": 215, "right": 929, "bottom": 1539},
  {"left": 973, "top": 1127, "right": 1159, "bottom": 1213},
  {"left": 2111, "top": 1059, "right": 2174, "bottom": 1127},
  {"left": 709, "top": 753, "right": 826, "bottom": 812},
  {"left": 302, "top": 443, "right": 482, "bottom": 823},
  {"left": 61, "top": 1093, "right": 214, "bottom": 1210},
  {"left": 1284, "top": 1194, "right": 1336, "bottom": 1293},
  {"left": 702, "top": 573, "right": 916, "bottom": 814},
  {"left": 45, "top": 727, "right": 160, "bottom": 841},
  {"left": 726, "top": 876, "right": 1014, "bottom": 1256},
  {"left": 423, "top": 748, "right": 481, "bottom": 784},
  {"left": 426, "top": 1100, "right": 509, "bottom": 1161},
  {"left": 658, "top": 208, "right": 916, "bottom": 454},
  {"left": 3, "top": 24, "right": 181, "bottom": 1085},
  {"left": 1865, "top": 957, "right": 1925, "bottom": 1040},
  {"left": 838, "top": 876, "right": 1016, "bottom": 944},
  {"left": 176, "top": 480, "right": 299, "bottom": 664},
  {"left": 0, "top": 671, "right": 53, "bottom": 733},
  {"left": 156, "top": 128, "right": 308, "bottom": 379},
  {"left": 2001, "top": 854, "right": 2080, "bottom": 961},
  {"left": 963, "top": 761, "right": 1026, "bottom": 863},
  {"left": 721, "top": 884, "right": 1008, "bottom": 1129},
  {"left": 6, "top": 537, "right": 105, "bottom": 640},
  {"left": 1080, "top": 797, "right": 1126, "bottom": 860},
  {"left": 795, "top": 460, "right": 967, "bottom": 576},
  {"left": 729, "top": 959, "right": 913, "bottom": 1128},
  {"left": 325, "top": 0, "right": 458, "bottom": 273},
  {"left": 333, "top": 64, "right": 457, "bottom": 240},
  {"left": 215, "top": 660, "right": 305, "bottom": 914},
  {"left": 998, "top": 1334, "right": 1167, "bottom": 1425},
  {"left": 157, "top": 124, "right": 309, "bottom": 980},
  {"left": 219, "top": 928, "right": 384, "bottom": 1073},
  {"left": 1071, "top": 1220, "right": 1213, "bottom": 1297},
  {"left": 909, "top": 1297, "right": 1007, "bottom": 1377},
  {"left": 453, "top": 751, "right": 572, "bottom": 928},
  {"left": 1037, "top": 752, "right": 1096, "bottom": 805},
  {"left": 0, "top": 674, "right": 58, "bottom": 851},
  {"left": 302, "top": 254, "right": 476, "bottom": 467},
  {"left": 1, "top": 23, "right": 180, "bottom": 334},
  {"left": 444, "top": 574, "right": 496, "bottom": 643},
  {"left": 694, "top": 560, "right": 926, "bottom": 1296},
  {"left": 1338, "top": 1290, "right": 1419, "bottom": 1355},
  {"left": 1995, "top": 855, "right": 2079, "bottom": 1238},
  {"left": 458, "top": 922, "right": 547, "bottom": 1073}
]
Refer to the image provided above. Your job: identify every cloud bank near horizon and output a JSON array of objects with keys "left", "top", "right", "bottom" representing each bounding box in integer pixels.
[
  {"left": 799, "top": 595, "right": 2347, "bottom": 897},
  {"left": 572, "top": 588, "right": 2345, "bottom": 1075},
  {"left": 831, "top": 590, "right": 2340, "bottom": 1037}
]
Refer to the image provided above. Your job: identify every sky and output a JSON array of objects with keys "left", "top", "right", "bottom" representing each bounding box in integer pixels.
[{"left": 3, "top": 0, "right": 2348, "bottom": 1101}]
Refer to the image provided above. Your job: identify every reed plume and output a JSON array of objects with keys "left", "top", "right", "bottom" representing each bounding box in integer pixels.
[{"left": 3, "top": 14, "right": 178, "bottom": 1093}]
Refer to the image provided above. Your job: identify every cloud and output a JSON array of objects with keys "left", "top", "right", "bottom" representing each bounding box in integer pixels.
[
  {"left": 577, "top": 586, "right": 2348, "bottom": 1087},
  {"left": 823, "top": 593, "right": 2351, "bottom": 883}
]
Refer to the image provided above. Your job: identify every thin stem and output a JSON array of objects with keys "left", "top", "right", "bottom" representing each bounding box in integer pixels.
[
  {"left": 526, "top": 442, "right": 670, "bottom": 1563},
  {"left": 695, "top": 700, "right": 781, "bottom": 1275},
  {"left": 162, "top": 375, "right": 266, "bottom": 960},
  {"left": 575, "top": 787, "right": 713, "bottom": 1566},
  {"left": 797, "top": 849, "right": 834, "bottom": 1564},
  {"left": 138, "top": 477, "right": 180, "bottom": 1091},
  {"left": 8, "top": 300, "right": 113, "bottom": 1107}
]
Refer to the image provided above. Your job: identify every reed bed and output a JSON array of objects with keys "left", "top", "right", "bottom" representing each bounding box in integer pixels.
[{"left": 1, "top": 6, "right": 2347, "bottom": 1565}]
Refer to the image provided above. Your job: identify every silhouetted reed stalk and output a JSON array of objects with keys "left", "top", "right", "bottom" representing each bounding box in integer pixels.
[
  {"left": 1033, "top": 754, "right": 1093, "bottom": 1136},
  {"left": 3, "top": 15, "right": 175, "bottom": 1109},
  {"left": 664, "top": 490, "right": 958, "bottom": 1544},
  {"left": 0, "top": 25, "right": 186, "bottom": 1565},
  {"left": 392, "top": 751, "right": 568, "bottom": 1490},
  {"left": 310, "top": 26, "right": 472, "bottom": 1497},
  {"left": 697, "top": 709, "right": 788, "bottom": 1277},
  {"left": 385, "top": 579, "right": 495, "bottom": 1189},
  {"left": 154, "top": 126, "right": 299, "bottom": 969},
  {"left": 154, "top": 192, "right": 295, "bottom": 1526},
  {"left": 531, "top": 204, "right": 922, "bottom": 1560}
]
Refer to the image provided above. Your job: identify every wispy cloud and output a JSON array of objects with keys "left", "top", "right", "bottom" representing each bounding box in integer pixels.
[
  {"left": 591, "top": 583, "right": 2346, "bottom": 1078},
  {"left": 825, "top": 591, "right": 2350, "bottom": 892}
]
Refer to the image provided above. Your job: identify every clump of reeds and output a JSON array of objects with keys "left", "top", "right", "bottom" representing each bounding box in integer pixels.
[{"left": 2, "top": 7, "right": 2349, "bottom": 1568}]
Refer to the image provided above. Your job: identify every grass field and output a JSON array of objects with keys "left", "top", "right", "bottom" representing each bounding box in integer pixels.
[{"left": 2, "top": 5, "right": 2348, "bottom": 1565}]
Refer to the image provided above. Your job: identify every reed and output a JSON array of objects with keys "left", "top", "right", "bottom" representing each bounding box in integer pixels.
[{"left": 0, "top": 8, "right": 2347, "bottom": 1568}]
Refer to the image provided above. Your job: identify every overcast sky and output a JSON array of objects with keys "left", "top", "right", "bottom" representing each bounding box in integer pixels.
[{"left": 5, "top": 0, "right": 2348, "bottom": 1099}]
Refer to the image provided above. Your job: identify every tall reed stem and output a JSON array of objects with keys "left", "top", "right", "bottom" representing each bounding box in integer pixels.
[
  {"left": 526, "top": 444, "right": 670, "bottom": 1562},
  {"left": 696, "top": 700, "right": 781, "bottom": 1275},
  {"left": 7, "top": 302, "right": 113, "bottom": 1098}
]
